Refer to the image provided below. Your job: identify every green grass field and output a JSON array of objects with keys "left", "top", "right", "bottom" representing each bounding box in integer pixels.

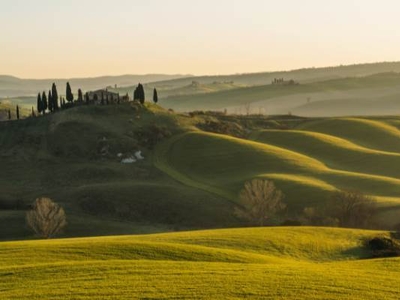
[{"left": 1, "top": 227, "right": 399, "bottom": 299}]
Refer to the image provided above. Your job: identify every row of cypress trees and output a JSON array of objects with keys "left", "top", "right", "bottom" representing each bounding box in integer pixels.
[
  {"left": 37, "top": 82, "right": 67, "bottom": 115},
  {"left": 9, "top": 82, "right": 160, "bottom": 121}
]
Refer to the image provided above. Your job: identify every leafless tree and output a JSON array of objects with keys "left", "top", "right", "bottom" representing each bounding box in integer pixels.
[
  {"left": 26, "top": 197, "right": 67, "bottom": 238},
  {"left": 235, "top": 179, "right": 286, "bottom": 226},
  {"left": 328, "top": 190, "right": 377, "bottom": 228},
  {"left": 244, "top": 103, "right": 251, "bottom": 116}
]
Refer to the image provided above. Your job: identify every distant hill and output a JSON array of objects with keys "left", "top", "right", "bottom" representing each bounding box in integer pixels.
[
  {"left": 112, "top": 81, "right": 247, "bottom": 99},
  {"left": 0, "top": 74, "right": 190, "bottom": 98},
  {"left": 161, "top": 72, "right": 400, "bottom": 116},
  {"left": 148, "top": 61, "right": 400, "bottom": 90}
]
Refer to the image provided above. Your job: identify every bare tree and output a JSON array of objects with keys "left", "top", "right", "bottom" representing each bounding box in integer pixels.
[
  {"left": 235, "top": 179, "right": 286, "bottom": 226},
  {"left": 244, "top": 103, "right": 251, "bottom": 116},
  {"left": 26, "top": 197, "right": 67, "bottom": 238},
  {"left": 328, "top": 190, "right": 377, "bottom": 228}
]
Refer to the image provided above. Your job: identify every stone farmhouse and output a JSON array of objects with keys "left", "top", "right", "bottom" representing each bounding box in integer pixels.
[{"left": 87, "top": 89, "right": 130, "bottom": 105}]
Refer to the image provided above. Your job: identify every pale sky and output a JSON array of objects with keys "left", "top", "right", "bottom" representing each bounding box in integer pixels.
[{"left": 1, "top": 0, "right": 400, "bottom": 78}]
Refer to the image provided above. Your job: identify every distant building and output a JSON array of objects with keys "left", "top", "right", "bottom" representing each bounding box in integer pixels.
[{"left": 87, "top": 89, "right": 131, "bottom": 105}]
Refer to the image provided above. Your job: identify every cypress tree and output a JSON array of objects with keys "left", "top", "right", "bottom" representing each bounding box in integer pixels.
[
  {"left": 37, "top": 93, "right": 42, "bottom": 114},
  {"left": 134, "top": 83, "right": 145, "bottom": 104},
  {"left": 85, "top": 92, "right": 89, "bottom": 105},
  {"left": 16, "top": 105, "right": 20, "bottom": 120},
  {"left": 153, "top": 88, "right": 158, "bottom": 103},
  {"left": 139, "top": 84, "right": 145, "bottom": 104},
  {"left": 48, "top": 90, "right": 53, "bottom": 112},
  {"left": 78, "top": 89, "right": 83, "bottom": 102},
  {"left": 52, "top": 83, "right": 59, "bottom": 110},
  {"left": 31, "top": 106, "right": 35, "bottom": 117},
  {"left": 62, "top": 98, "right": 66, "bottom": 108},
  {"left": 66, "top": 82, "right": 74, "bottom": 103},
  {"left": 42, "top": 91, "right": 48, "bottom": 114},
  {"left": 101, "top": 92, "right": 104, "bottom": 105},
  {"left": 8, "top": 109, "right": 11, "bottom": 120}
]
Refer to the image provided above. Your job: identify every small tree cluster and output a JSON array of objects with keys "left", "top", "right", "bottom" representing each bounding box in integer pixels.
[
  {"left": 302, "top": 190, "right": 378, "bottom": 229},
  {"left": 36, "top": 83, "right": 59, "bottom": 115}
]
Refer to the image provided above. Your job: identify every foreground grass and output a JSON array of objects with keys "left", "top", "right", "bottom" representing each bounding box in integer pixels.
[{"left": 1, "top": 227, "right": 399, "bottom": 299}]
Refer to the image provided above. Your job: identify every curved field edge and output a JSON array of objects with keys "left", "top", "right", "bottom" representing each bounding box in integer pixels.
[
  {"left": 154, "top": 131, "right": 400, "bottom": 208},
  {"left": 297, "top": 117, "right": 400, "bottom": 153},
  {"left": 153, "top": 132, "right": 237, "bottom": 201}
]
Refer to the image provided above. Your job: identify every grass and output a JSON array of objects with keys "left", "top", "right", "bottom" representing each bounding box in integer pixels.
[{"left": 1, "top": 227, "right": 399, "bottom": 299}]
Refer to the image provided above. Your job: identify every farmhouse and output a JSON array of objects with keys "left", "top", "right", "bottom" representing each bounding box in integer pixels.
[{"left": 87, "top": 89, "right": 129, "bottom": 104}]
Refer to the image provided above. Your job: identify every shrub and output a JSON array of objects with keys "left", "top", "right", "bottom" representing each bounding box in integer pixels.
[
  {"left": 134, "top": 124, "right": 171, "bottom": 149},
  {"left": 365, "top": 236, "right": 400, "bottom": 258}
]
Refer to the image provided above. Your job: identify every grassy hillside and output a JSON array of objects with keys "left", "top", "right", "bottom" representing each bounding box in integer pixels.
[
  {"left": 1, "top": 227, "right": 399, "bottom": 299},
  {"left": 3, "top": 104, "right": 400, "bottom": 240},
  {"left": 154, "top": 115, "right": 400, "bottom": 226},
  {"left": 161, "top": 72, "right": 400, "bottom": 116},
  {"left": 0, "top": 100, "right": 31, "bottom": 121},
  {"left": 0, "top": 103, "right": 239, "bottom": 240}
]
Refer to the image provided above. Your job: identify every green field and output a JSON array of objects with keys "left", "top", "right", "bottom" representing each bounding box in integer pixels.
[{"left": 1, "top": 227, "right": 399, "bottom": 299}]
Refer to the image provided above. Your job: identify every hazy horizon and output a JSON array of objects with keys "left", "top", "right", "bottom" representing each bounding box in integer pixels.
[{"left": 2, "top": 0, "right": 400, "bottom": 78}]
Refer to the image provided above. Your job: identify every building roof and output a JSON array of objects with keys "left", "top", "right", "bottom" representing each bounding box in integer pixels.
[{"left": 88, "top": 89, "right": 119, "bottom": 96}]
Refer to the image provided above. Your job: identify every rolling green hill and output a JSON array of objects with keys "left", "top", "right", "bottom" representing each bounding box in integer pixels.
[
  {"left": 3, "top": 104, "right": 400, "bottom": 241},
  {"left": 0, "top": 103, "right": 239, "bottom": 240},
  {"left": 1, "top": 227, "right": 399, "bottom": 299}
]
